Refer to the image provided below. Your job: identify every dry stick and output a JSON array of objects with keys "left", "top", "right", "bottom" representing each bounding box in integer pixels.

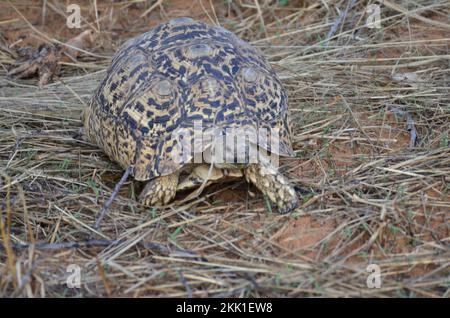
[
  {"left": 0, "top": 239, "right": 168, "bottom": 253},
  {"left": 1, "top": 240, "right": 204, "bottom": 268},
  {"left": 139, "top": 0, "right": 163, "bottom": 18},
  {"left": 325, "top": 0, "right": 357, "bottom": 44},
  {"left": 198, "top": 0, "right": 217, "bottom": 26},
  {"left": 253, "top": 0, "right": 268, "bottom": 38},
  {"left": 381, "top": 0, "right": 450, "bottom": 30},
  {"left": 177, "top": 270, "right": 193, "bottom": 298},
  {"left": 93, "top": 166, "right": 132, "bottom": 231},
  {"left": 0, "top": 173, "right": 18, "bottom": 288},
  {"left": 8, "top": 2, "right": 107, "bottom": 59},
  {"left": 209, "top": 0, "right": 220, "bottom": 26},
  {"left": 389, "top": 106, "right": 418, "bottom": 148},
  {"left": 96, "top": 257, "right": 112, "bottom": 297},
  {"left": 10, "top": 257, "right": 41, "bottom": 298},
  {"left": 280, "top": 3, "right": 448, "bottom": 60}
]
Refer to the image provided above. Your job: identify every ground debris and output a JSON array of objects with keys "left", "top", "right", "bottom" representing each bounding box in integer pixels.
[{"left": 5, "top": 30, "right": 96, "bottom": 87}]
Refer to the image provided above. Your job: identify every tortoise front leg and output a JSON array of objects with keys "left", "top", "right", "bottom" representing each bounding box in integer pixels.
[
  {"left": 139, "top": 172, "right": 179, "bottom": 206},
  {"left": 244, "top": 163, "right": 298, "bottom": 214}
]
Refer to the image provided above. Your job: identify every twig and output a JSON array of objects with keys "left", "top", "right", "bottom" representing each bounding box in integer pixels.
[
  {"left": 1, "top": 239, "right": 166, "bottom": 253},
  {"left": 325, "top": 0, "right": 357, "bottom": 44},
  {"left": 389, "top": 106, "right": 418, "bottom": 148},
  {"left": 93, "top": 166, "right": 132, "bottom": 231},
  {"left": 0, "top": 172, "right": 17, "bottom": 288},
  {"left": 381, "top": 0, "right": 450, "bottom": 30},
  {"left": 8, "top": 2, "right": 107, "bottom": 59},
  {"left": 96, "top": 257, "right": 112, "bottom": 297},
  {"left": 0, "top": 239, "right": 204, "bottom": 262},
  {"left": 177, "top": 270, "right": 193, "bottom": 298},
  {"left": 139, "top": 0, "right": 163, "bottom": 18}
]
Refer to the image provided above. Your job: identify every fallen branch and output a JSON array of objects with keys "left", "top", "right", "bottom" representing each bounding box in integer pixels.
[
  {"left": 381, "top": 0, "right": 450, "bottom": 30},
  {"left": 93, "top": 166, "right": 133, "bottom": 231},
  {"left": 0, "top": 239, "right": 197, "bottom": 257}
]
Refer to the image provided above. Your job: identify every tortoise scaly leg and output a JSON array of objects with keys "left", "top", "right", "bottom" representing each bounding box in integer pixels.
[
  {"left": 139, "top": 172, "right": 179, "bottom": 206},
  {"left": 244, "top": 163, "right": 298, "bottom": 214}
]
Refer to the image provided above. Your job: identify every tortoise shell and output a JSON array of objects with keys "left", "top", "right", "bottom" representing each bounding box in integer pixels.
[{"left": 82, "top": 17, "right": 294, "bottom": 181}]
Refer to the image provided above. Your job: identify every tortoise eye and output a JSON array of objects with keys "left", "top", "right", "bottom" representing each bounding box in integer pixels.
[
  {"left": 186, "top": 43, "right": 213, "bottom": 59},
  {"left": 242, "top": 67, "right": 260, "bottom": 83},
  {"left": 169, "top": 17, "right": 194, "bottom": 26},
  {"left": 153, "top": 79, "right": 173, "bottom": 96}
]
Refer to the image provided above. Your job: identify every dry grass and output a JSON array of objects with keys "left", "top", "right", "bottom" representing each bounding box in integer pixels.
[{"left": 0, "top": 0, "right": 449, "bottom": 297}]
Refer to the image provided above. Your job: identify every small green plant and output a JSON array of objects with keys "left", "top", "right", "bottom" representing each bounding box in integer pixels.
[
  {"left": 291, "top": 211, "right": 301, "bottom": 219},
  {"left": 320, "top": 240, "right": 329, "bottom": 252},
  {"left": 87, "top": 178, "right": 100, "bottom": 199},
  {"left": 150, "top": 207, "right": 157, "bottom": 219},
  {"left": 264, "top": 196, "right": 273, "bottom": 214},
  {"left": 439, "top": 133, "right": 448, "bottom": 148},
  {"left": 274, "top": 274, "right": 282, "bottom": 286},
  {"left": 388, "top": 224, "right": 402, "bottom": 236},
  {"left": 72, "top": 184, "right": 80, "bottom": 193},
  {"left": 406, "top": 209, "right": 416, "bottom": 220},
  {"left": 343, "top": 226, "right": 354, "bottom": 239},
  {"left": 395, "top": 287, "right": 410, "bottom": 298},
  {"left": 158, "top": 272, "right": 166, "bottom": 279},
  {"left": 313, "top": 279, "right": 323, "bottom": 294},
  {"left": 59, "top": 158, "right": 71, "bottom": 171},
  {"left": 396, "top": 184, "right": 406, "bottom": 199},
  {"left": 258, "top": 21, "right": 266, "bottom": 34},
  {"left": 409, "top": 237, "right": 420, "bottom": 247},
  {"left": 355, "top": 251, "right": 369, "bottom": 258},
  {"left": 301, "top": 192, "right": 314, "bottom": 204},
  {"left": 285, "top": 263, "right": 295, "bottom": 272},
  {"left": 26, "top": 150, "right": 37, "bottom": 161},
  {"left": 169, "top": 226, "right": 183, "bottom": 242}
]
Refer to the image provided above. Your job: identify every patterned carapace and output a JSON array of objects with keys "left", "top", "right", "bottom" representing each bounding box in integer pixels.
[{"left": 82, "top": 17, "right": 294, "bottom": 181}]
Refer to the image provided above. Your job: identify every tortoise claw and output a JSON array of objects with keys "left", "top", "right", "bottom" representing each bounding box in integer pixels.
[{"left": 245, "top": 164, "right": 298, "bottom": 214}]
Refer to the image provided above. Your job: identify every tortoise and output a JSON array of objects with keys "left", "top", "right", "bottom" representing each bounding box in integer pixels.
[{"left": 81, "top": 17, "right": 298, "bottom": 213}]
